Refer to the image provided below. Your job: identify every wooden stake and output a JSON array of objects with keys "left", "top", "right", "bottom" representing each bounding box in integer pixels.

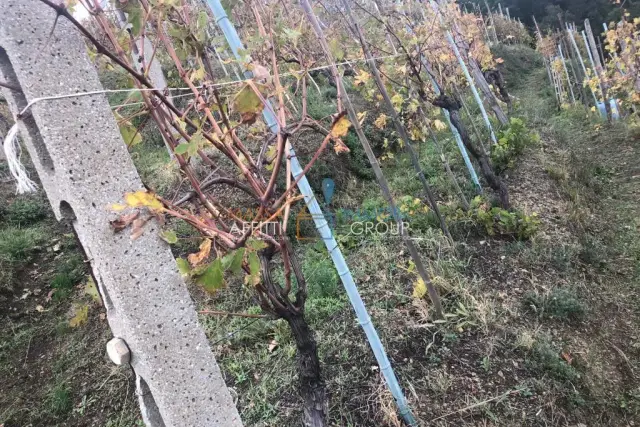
[
  {"left": 300, "top": 0, "right": 444, "bottom": 320},
  {"left": 585, "top": 19, "right": 612, "bottom": 121},
  {"left": 342, "top": 0, "right": 453, "bottom": 242}
]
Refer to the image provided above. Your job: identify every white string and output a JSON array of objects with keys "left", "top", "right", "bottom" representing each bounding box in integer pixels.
[
  {"left": 3, "top": 123, "right": 38, "bottom": 194},
  {"left": 19, "top": 52, "right": 406, "bottom": 115},
  {"left": 17, "top": 86, "right": 200, "bottom": 117},
  {"left": 4, "top": 51, "right": 405, "bottom": 194}
]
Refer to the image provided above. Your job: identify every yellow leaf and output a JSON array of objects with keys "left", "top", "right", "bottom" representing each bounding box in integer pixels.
[
  {"left": 111, "top": 203, "right": 127, "bottom": 211},
  {"left": 354, "top": 70, "right": 371, "bottom": 86},
  {"left": 84, "top": 276, "right": 101, "bottom": 304},
  {"left": 357, "top": 111, "right": 367, "bottom": 125},
  {"left": 412, "top": 278, "right": 427, "bottom": 299},
  {"left": 331, "top": 116, "right": 351, "bottom": 138},
  {"left": 391, "top": 93, "right": 404, "bottom": 110},
  {"left": 188, "top": 239, "right": 212, "bottom": 266},
  {"left": 69, "top": 303, "right": 89, "bottom": 328},
  {"left": 433, "top": 119, "right": 447, "bottom": 131},
  {"left": 124, "top": 190, "right": 164, "bottom": 211},
  {"left": 232, "top": 83, "right": 265, "bottom": 121},
  {"left": 190, "top": 66, "right": 206, "bottom": 82},
  {"left": 374, "top": 113, "right": 388, "bottom": 129}
]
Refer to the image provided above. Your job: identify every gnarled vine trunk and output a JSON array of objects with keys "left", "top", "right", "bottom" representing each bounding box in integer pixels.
[
  {"left": 259, "top": 243, "right": 327, "bottom": 427},
  {"left": 433, "top": 94, "right": 510, "bottom": 209},
  {"left": 484, "top": 68, "right": 512, "bottom": 114},
  {"left": 284, "top": 312, "right": 327, "bottom": 427}
]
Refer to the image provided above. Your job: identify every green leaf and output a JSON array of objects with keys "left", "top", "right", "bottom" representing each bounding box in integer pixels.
[
  {"left": 160, "top": 230, "right": 178, "bottom": 244},
  {"left": 329, "top": 38, "right": 345, "bottom": 61},
  {"left": 174, "top": 136, "right": 200, "bottom": 158},
  {"left": 176, "top": 257, "right": 191, "bottom": 276},
  {"left": 245, "top": 251, "right": 261, "bottom": 286},
  {"left": 118, "top": 121, "right": 142, "bottom": 147},
  {"left": 222, "top": 248, "right": 245, "bottom": 275},
  {"left": 195, "top": 11, "right": 209, "bottom": 43},
  {"left": 174, "top": 143, "right": 189, "bottom": 155},
  {"left": 197, "top": 11, "right": 208, "bottom": 30},
  {"left": 195, "top": 259, "right": 225, "bottom": 293},
  {"left": 246, "top": 238, "right": 268, "bottom": 251},
  {"left": 232, "top": 84, "right": 265, "bottom": 115}
]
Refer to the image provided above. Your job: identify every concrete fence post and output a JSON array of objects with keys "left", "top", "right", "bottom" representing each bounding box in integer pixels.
[{"left": 0, "top": 2, "right": 242, "bottom": 426}]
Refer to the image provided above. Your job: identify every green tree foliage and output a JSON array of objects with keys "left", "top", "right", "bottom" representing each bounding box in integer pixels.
[{"left": 461, "top": 0, "right": 640, "bottom": 31}]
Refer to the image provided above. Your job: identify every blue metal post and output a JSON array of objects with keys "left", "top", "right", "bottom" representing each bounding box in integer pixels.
[
  {"left": 427, "top": 0, "right": 498, "bottom": 146},
  {"left": 402, "top": 21, "right": 482, "bottom": 191},
  {"left": 206, "top": 1, "right": 418, "bottom": 424},
  {"left": 427, "top": 73, "right": 482, "bottom": 191}
]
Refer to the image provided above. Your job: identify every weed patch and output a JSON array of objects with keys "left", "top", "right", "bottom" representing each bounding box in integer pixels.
[
  {"left": 526, "top": 338, "right": 580, "bottom": 383},
  {"left": 447, "top": 196, "right": 540, "bottom": 239},
  {"left": 0, "top": 227, "right": 48, "bottom": 263},
  {"left": 1, "top": 197, "right": 48, "bottom": 226},
  {"left": 522, "top": 288, "right": 585, "bottom": 321},
  {"left": 491, "top": 117, "right": 540, "bottom": 173},
  {"left": 47, "top": 382, "right": 72, "bottom": 416}
]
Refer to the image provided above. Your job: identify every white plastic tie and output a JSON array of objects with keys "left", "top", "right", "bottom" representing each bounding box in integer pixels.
[{"left": 3, "top": 123, "right": 38, "bottom": 194}]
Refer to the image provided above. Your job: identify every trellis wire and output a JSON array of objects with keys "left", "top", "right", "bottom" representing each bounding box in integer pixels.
[{"left": 11, "top": 52, "right": 407, "bottom": 118}]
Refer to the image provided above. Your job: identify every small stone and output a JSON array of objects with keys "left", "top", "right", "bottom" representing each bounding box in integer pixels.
[{"left": 107, "top": 338, "right": 131, "bottom": 365}]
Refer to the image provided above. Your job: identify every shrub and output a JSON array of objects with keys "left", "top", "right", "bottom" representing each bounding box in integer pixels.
[
  {"left": 305, "top": 85, "right": 337, "bottom": 121},
  {"left": 0, "top": 227, "right": 47, "bottom": 263},
  {"left": 447, "top": 196, "right": 540, "bottom": 240},
  {"left": 490, "top": 44, "right": 543, "bottom": 89},
  {"left": 491, "top": 117, "right": 540, "bottom": 173},
  {"left": 47, "top": 383, "right": 72, "bottom": 416},
  {"left": 526, "top": 338, "right": 580, "bottom": 382},
  {"left": 2, "top": 198, "right": 48, "bottom": 226},
  {"left": 522, "top": 288, "right": 586, "bottom": 321},
  {"left": 343, "top": 131, "right": 374, "bottom": 180},
  {"left": 492, "top": 15, "right": 534, "bottom": 47}
]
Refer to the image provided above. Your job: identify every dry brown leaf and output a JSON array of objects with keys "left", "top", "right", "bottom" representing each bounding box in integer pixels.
[
  {"left": 188, "top": 239, "right": 212, "bottom": 266},
  {"left": 252, "top": 63, "right": 270, "bottom": 81},
  {"left": 110, "top": 211, "right": 139, "bottom": 232},
  {"left": 240, "top": 111, "right": 258, "bottom": 125},
  {"left": 333, "top": 138, "right": 350, "bottom": 154},
  {"left": 130, "top": 216, "right": 152, "bottom": 241}
]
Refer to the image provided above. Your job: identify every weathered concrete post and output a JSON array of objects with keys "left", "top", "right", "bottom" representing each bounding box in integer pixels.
[{"left": 0, "top": 2, "right": 242, "bottom": 426}]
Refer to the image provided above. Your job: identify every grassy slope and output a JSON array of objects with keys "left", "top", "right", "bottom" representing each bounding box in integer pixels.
[
  {"left": 2, "top": 44, "right": 640, "bottom": 427},
  {"left": 205, "top": 45, "right": 640, "bottom": 426}
]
